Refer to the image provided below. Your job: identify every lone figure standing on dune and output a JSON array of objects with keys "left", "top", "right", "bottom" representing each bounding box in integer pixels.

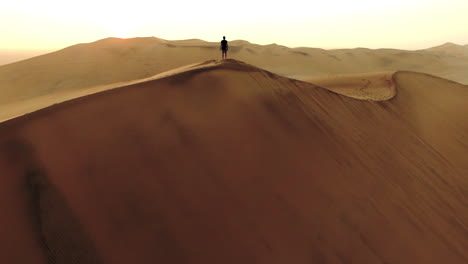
[{"left": 220, "top": 36, "right": 228, "bottom": 60}]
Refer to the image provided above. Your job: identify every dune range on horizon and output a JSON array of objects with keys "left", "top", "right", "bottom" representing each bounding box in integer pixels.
[
  {"left": 0, "top": 37, "right": 467, "bottom": 106},
  {"left": 0, "top": 59, "right": 467, "bottom": 263}
]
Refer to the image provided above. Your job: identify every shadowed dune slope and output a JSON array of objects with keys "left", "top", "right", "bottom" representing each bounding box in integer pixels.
[
  {"left": 0, "top": 60, "right": 467, "bottom": 264},
  {"left": 1, "top": 37, "right": 467, "bottom": 108}
]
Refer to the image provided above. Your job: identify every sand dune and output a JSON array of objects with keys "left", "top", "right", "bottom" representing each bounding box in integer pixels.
[
  {"left": 0, "top": 37, "right": 467, "bottom": 110},
  {"left": 423, "top": 42, "right": 468, "bottom": 57},
  {"left": 0, "top": 59, "right": 467, "bottom": 263}
]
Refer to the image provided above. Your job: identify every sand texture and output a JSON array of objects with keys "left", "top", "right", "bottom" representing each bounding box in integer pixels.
[{"left": 0, "top": 59, "right": 467, "bottom": 263}]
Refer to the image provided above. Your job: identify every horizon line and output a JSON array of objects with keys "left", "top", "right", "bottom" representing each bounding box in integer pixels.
[{"left": 1, "top": 36, "right": 467, "bottom": 53}]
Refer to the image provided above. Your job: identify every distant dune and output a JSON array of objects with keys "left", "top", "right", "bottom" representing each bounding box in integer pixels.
[
  {"left": 423, "top": 42, "right": 468, "bottom": 57},
  {"left": 0, "top": 50, "right": 51, "bottom": 66},
  {"left": 0, "top": 37, "right": 467, "bottom": 110},
  {"left": 0, "top": 59, "right": 467, "bottom": 263}
]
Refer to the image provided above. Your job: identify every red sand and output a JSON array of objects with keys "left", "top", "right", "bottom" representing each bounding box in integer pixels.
[{"left": 0, "top": 60, "right": 467, "bottom": 263}]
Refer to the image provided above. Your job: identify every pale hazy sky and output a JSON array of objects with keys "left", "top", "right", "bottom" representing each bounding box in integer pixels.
[{"left": 1, "top": 0, "right": 467, "bottom": 51}]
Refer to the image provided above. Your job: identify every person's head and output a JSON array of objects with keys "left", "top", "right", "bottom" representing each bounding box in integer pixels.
[{"left": 223, "top": 36, "right": 226, "bottom": 40}]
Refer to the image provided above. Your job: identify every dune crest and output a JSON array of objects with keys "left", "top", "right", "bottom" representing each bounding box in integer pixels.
[
  {"left": 2, "top": 58, "right": 464, "bottom": 123},
  {"left": 0, "top": 59, "right": 266, "bottom": 122}
]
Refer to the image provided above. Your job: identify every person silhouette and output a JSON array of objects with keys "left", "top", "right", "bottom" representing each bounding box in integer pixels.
[{"left": 220, "top": 36, "right": 228, "bottom": 60}]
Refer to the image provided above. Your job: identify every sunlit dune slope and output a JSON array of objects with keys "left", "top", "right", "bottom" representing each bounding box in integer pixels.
[
  {"left": 0, "top": 37, "right": 467, "bottom": 108},
  {"left": 0, "top": 60, "right": 467, "bottom": 264}
]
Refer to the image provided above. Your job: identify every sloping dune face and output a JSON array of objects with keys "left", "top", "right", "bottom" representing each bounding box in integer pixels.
[{"left": 0, "top": 60, "right": 467, "bottom": 263}]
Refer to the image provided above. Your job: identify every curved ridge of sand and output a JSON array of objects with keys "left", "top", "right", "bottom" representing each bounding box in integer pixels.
[
  {"left": 304, "top": 72, "right": 397, "bottom": 101},
  {"left": 0, "top": 59, "right": 467, "bottom": 263},
  {"left": 2, "top": 58, "right": 464, "bottom": 124},
  {"left": 304, "top": 70, "right": 468, "bottom": 101},
  {"left": 0, "top": 59, "right": 270, "bottom": 122}
]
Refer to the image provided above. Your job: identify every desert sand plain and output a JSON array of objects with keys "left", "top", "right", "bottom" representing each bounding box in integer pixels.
[{"left": 0, "top": 38, "right": 467, "bottom": 263}]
